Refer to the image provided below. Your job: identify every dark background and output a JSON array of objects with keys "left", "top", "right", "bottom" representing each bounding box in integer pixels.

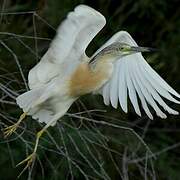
[{"left": 0, "top": 0, "right": 180, "bottom": 179}]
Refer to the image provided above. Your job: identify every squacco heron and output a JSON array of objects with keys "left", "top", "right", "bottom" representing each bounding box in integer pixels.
[{"left": 4, "top": 5, "right": 179, "bottom": 172}]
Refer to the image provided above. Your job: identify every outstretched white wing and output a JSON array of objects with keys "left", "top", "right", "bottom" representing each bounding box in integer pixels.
[
  {"left": 96, "top": 31, "right": 180, "bottom": 119},
  {"left": 28, "top": 5, "right": 106, "bottom": 89}
]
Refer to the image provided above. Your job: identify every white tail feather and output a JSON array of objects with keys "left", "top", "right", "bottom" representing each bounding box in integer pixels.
[
  {"left": 29, "top": 100, "right": 73, "bottom": 126},
  {"left": 16, "top": 88, "right": 44, "bottom": 112},
  {"left": 16, "top": 88, "right": 75, "bottom": 126}
]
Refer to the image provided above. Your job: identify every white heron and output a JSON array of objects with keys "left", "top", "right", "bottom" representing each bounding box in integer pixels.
[{"left": 4, "top": 4, "right": 179, "bottom": 171}]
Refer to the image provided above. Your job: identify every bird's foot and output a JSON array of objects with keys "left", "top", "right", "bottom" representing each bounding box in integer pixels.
[
  {"left": 3, "top": 112, "right": 27, "bottom": 138},
  {"left": 16, "top": 129, "right": 44, "bottom": 178},
  {"left": 17, "top": 152, "right": 36, "bottom": 167},
  {"left": 4, "top": 123, "right": 19, "bottom": 138},
  {"left": 16, "top": 152, "right": 36, "bottom": 178}
]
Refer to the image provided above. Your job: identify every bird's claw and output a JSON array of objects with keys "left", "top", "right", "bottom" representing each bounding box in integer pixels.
[
  {"left": 3, "top": 112, "right": 27, "bottom": 138},
  {"left": 16, "top": 152, "right": 36, "bottom": 178},
  {"left": 17, "top": 152, "right": 36, "bottom": 167},
  {"left": 4, "top": 123, "right": 19, "bottom": 138}
]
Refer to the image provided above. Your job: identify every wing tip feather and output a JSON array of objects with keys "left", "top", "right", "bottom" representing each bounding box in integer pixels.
[{"left": 75, "top": 4, "right": 106, "bottom": 24}]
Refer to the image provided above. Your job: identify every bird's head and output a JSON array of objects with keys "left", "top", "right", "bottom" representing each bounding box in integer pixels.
[
  {"left": 114, "top": 42, "right": 155, "bottom": 56},
  {"left": 90, "top": 42, "right": 155, "bottom": 64},
  {"left": 102, "top": 42, "right": 156, "bottom": 59}
]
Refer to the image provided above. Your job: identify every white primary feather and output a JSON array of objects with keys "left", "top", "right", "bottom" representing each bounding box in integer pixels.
[
  {"left": 28, "top": 5, "right": 106, "bottom": 89},
  {"left": 96, "top": 31, "right": 179, "bottom": 119},
  {"left": 110, "top": 61, "right": 119, "bottom": 108},
  {"left": 102, "top": 83, "right": 110, "bottom": 105},
  {"left": 118, "top": 60, "right": 128, "bottom": 113}
]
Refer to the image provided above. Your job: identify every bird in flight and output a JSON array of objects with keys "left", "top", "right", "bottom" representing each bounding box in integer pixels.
[{"left": 4, "top": 4, "right": 179, "bottom": 172}]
